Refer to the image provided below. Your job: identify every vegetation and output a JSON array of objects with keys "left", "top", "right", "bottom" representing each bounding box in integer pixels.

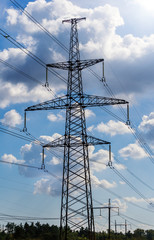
[{"left": 0, "top": 222, "right": 153, "bottom": 240}]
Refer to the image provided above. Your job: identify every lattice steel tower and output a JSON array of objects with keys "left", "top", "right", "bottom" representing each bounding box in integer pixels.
[{"left": 24, "top": 17, "right": 129, "bottom": 240}]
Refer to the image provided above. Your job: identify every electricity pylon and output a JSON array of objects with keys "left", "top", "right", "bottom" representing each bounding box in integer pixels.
[
  {"left": 93, "top": 199, "right": 119, "bottom": 240},
  {"left": 115, "top": 220, "right": 131, "bottom": 235},
  {"left": 24, "top": 17, "right": 129, "bottom": 240}
]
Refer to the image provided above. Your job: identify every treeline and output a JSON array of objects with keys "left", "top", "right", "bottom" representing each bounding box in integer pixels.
[{"left": 0, "top": 222, "right": 154, "bottom": 240}]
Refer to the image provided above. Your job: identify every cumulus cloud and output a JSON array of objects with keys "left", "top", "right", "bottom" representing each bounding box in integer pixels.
[
  {"left": 1, "top": 153, "right": 25, "bottom": 164},
  {"left": 119, "top": 141, "right": 147, "bottom": 160},
  {"left": 19, "top": 141, "right": 43, "bottom": 177},
  {"left": 0, "top": 109, "right": 22, "bottom": 127},
  {"left": 19, "top": 133, "right": 63, "bottom": 178},
  {"left": 119, "top": 181, "right": 125, "bottom": 185},
  {"left": 124, "top": 196, "right": 154, "bottom": 205},
  {"left": 138, "top": 112, "right": 154, "bottom": 144},
  {"left": 33, "top": 177, "right": 61, "bottom": 196},
  {"left": 114, "top": 163, "right": 126, "bottom": 170},
  {"left": 0, "top": 80, "right": 53, "bottom": 108},
  {"left": 112, "top": 198, "right": 127, "bottom": 212},
  {"left": 6, "top": 0, "right": 154, "bottom": 62},
  {"left": 89, "top": 146, "right": 110, "bottom": 172},
  {"left": 49, "top": 156, "right": 61, "bottom": 165},
  {"left": 0, "top": 48, "right": 27, "bottom": 64},
  {"left": 47, "top": 112, "right": 64, "bottom": 122},
  {"left": 139, "top": 112, "right": 154, "bottom": 132},
  {"left": 6, "top": 8, "right": 19, "bottom": 25},
  {"left": 96, "top": 120, "right": 130, "bottom": 136},
  {"left": 87, "top": 125, "right": 94, "bottom": 132},
  {"left": 85, "top": 109, "right": 95, "bottom": 118},
  {"left": 89, "top": 145, "right": 125, "bottom": 172},
  {"left": 40, "top": 133, "right": 62, "bottom": 142},
  {"left": 91, "top": 174, "right": 116, "bottom": 188},
  {"left": 1, "top": 0, "right": 154, "bottom": 105}
]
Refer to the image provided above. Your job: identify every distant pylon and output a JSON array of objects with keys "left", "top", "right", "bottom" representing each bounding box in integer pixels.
[{"left": 24, "top": 17, "right": 129, "bottom": 240}]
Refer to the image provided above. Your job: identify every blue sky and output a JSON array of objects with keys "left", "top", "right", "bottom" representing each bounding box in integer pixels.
[{"left": 0, "top": 0, "right": 154, "bottom": 233}]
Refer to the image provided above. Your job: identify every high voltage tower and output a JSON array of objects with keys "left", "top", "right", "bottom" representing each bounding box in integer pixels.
[{"left": 24, "top": 17, "right": 129, "bottom": 240}]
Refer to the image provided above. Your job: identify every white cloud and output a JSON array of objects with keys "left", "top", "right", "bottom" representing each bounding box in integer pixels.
[
  {"left": 1, "top": 153, "right": 25, "bottom": 164},
  {"left": 119, "top": 181, "right": 125, "bottom": 185},
  {"left": 0, "top": 109, "right": 22, "bottom": 127},
  {"left": 89, "top": 146, "right": 126, "bottom": 172},
  {"left": 48, "top": 156, "right": 61, "bottom": 165},
  {"left": 139, "top": 112, "right": 154, "bottom": 132},
  {"left": 119, "top": 142, "right": 147, "bottom": 160},
  {"left": 87, "top": 125, "right": 94, "bottom": 132},
  {"left": 2, "top": 0, "right": 154, "bottom": 103},
  {"left": 79, "top": 4, "right": 154, "bottom": 61},
  {"left": 124, "top": 196, "right": 154, "bottom": 204},
  {"left": 16, "top": 35, "right": 38, "bottom": 50},
  {"left": 40, "top": 133, "right": 62, "bottom": 143},
  {"left": 6, "top": 0, "right": 154, "bottom": 62},
  {"left": 124, "top": 196, "right": 144, "bottom": 203},
  {"left": 0, "top": 48, "right": 26, "bottom": 64},
  {"left": 6, "top": 8, "right": 19, "bottom": 25},
  {"left": 33, "top": 177, "right": 61, "bottom": 196},
  {"left": 112, "top": 198, "right": 127, "bottom": 212},
  {"left": 96, "top": 120, "right": 130, "bottom": 136},
  {"left": 138, "top": 112, "right": 154, "bottom": 145},
  {"left": 114, "top": 163, "right": 126, "bottom": 170},
  {"left": 20, "top": 143, "right": 32, "bottom": 153},
  {"left": 49, "top": 48, "right": 66, "bottom": 62},
  {"left": 89, "top": 146, "right": 110, "bottom": 172},
  {"left": 19, "top": 133, "right": 63, "bottom": 177},
  {"left": 47, "top": 112, "right": 64, "bottom": 122},
  {"left": 85, "top": 109, "right": 95, "bottom": 118},
  {"left": 91, "top": 174, "right": 116, "bottom": 188},
  {"left": 0, "top": 80, "right": 54, "bottom": 109}
]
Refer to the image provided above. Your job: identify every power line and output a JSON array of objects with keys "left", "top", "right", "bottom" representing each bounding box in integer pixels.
[
  {"left": 5, "top": 1, "right": 134, "bottom": 129},
  {"left": 0, "top": 116, "right": 64, "bottom": 162},
  {"left": 0, "top": 58, "right": 41, "bottom": 85},
  {"left": 9, "top": 0, "right": 69, "bottom": 53},
  {"left": 92, "top": 199, "right": 152, "bottom": 229},
  {"left": 0, "top": 159, "right": 42, "bottom": 170},
  {"left": 109, "top": 165, "right": 152, "bottom": 206},
  {"left": 6, "top": 157, "right": 149, "bottom": 229},
  {"left": 0, "top": 58, "right": 57, "bottom": 98},
  {"left": 8, "top": 0, "right": 154, "bottom": 165},
  {"left": 92, "top": 179, "right": 154, "bottom": 214},
  {"left": 91, "top": 156, "right": 154, "bottom": 192},
  {"left": 0, "top": 28, "right": 67, "bottom": 85},
  {"left": 88, "top": 63, "right": 154, "bottom": 164},
  {"left": 0, "top": 212, "right": 59, "bottom": 221},
  {"left": 119, "top": 212, "right": 154, "bottom": 228},
  {"left": 2, "top": 2, "right": 154, "bottom": 229},
  {"left": 1, "top": 148, "right": 153, "bottom": 227},
  {"left": 113, "top": 156, "right": 154, "bottom": 191},
  {"left": 0, "top": 126, "right": 35, "bottom": 142},
  {"left": 87, "top": 125, "right": 154, "bottom": 195}
]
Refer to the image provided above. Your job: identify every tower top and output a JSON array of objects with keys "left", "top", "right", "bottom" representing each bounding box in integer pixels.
[{"left": 62, "top": 17, "right": 86, "bottom": 24}]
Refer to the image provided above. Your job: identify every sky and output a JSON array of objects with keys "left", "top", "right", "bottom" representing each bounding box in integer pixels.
[{"left": 0, "top": 0, "right": 154, "bottom": 233}]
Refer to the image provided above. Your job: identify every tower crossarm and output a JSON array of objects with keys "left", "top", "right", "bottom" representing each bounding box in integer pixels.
[
  {"left": 43, "top": 135, "right": 110, "bottom": 148},
  {"left": 25, "top": 94, "right": 128, "bottom": 111},
  {"left": 62, "top": 17, "right": 86, "bottom": 24},
  {"left": 82, "top": 94, "right": 128, "bottom": 107},
  {"left": 25, "top": 95, "right": 68, "bottom": 111},
  {"left": 46, "top": 58, "right": 104, "bottom": 71}
]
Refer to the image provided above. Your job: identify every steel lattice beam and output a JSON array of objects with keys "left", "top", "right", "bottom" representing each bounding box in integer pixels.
[
  {"left": 43, "top": 135, "right": 110, "bottom": 148},
  {"left": 47, "top": 59, "right": 104, "bottom": 71},
  {"left": 25, "top": 94, "right": 128, "bottom": 111}
]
